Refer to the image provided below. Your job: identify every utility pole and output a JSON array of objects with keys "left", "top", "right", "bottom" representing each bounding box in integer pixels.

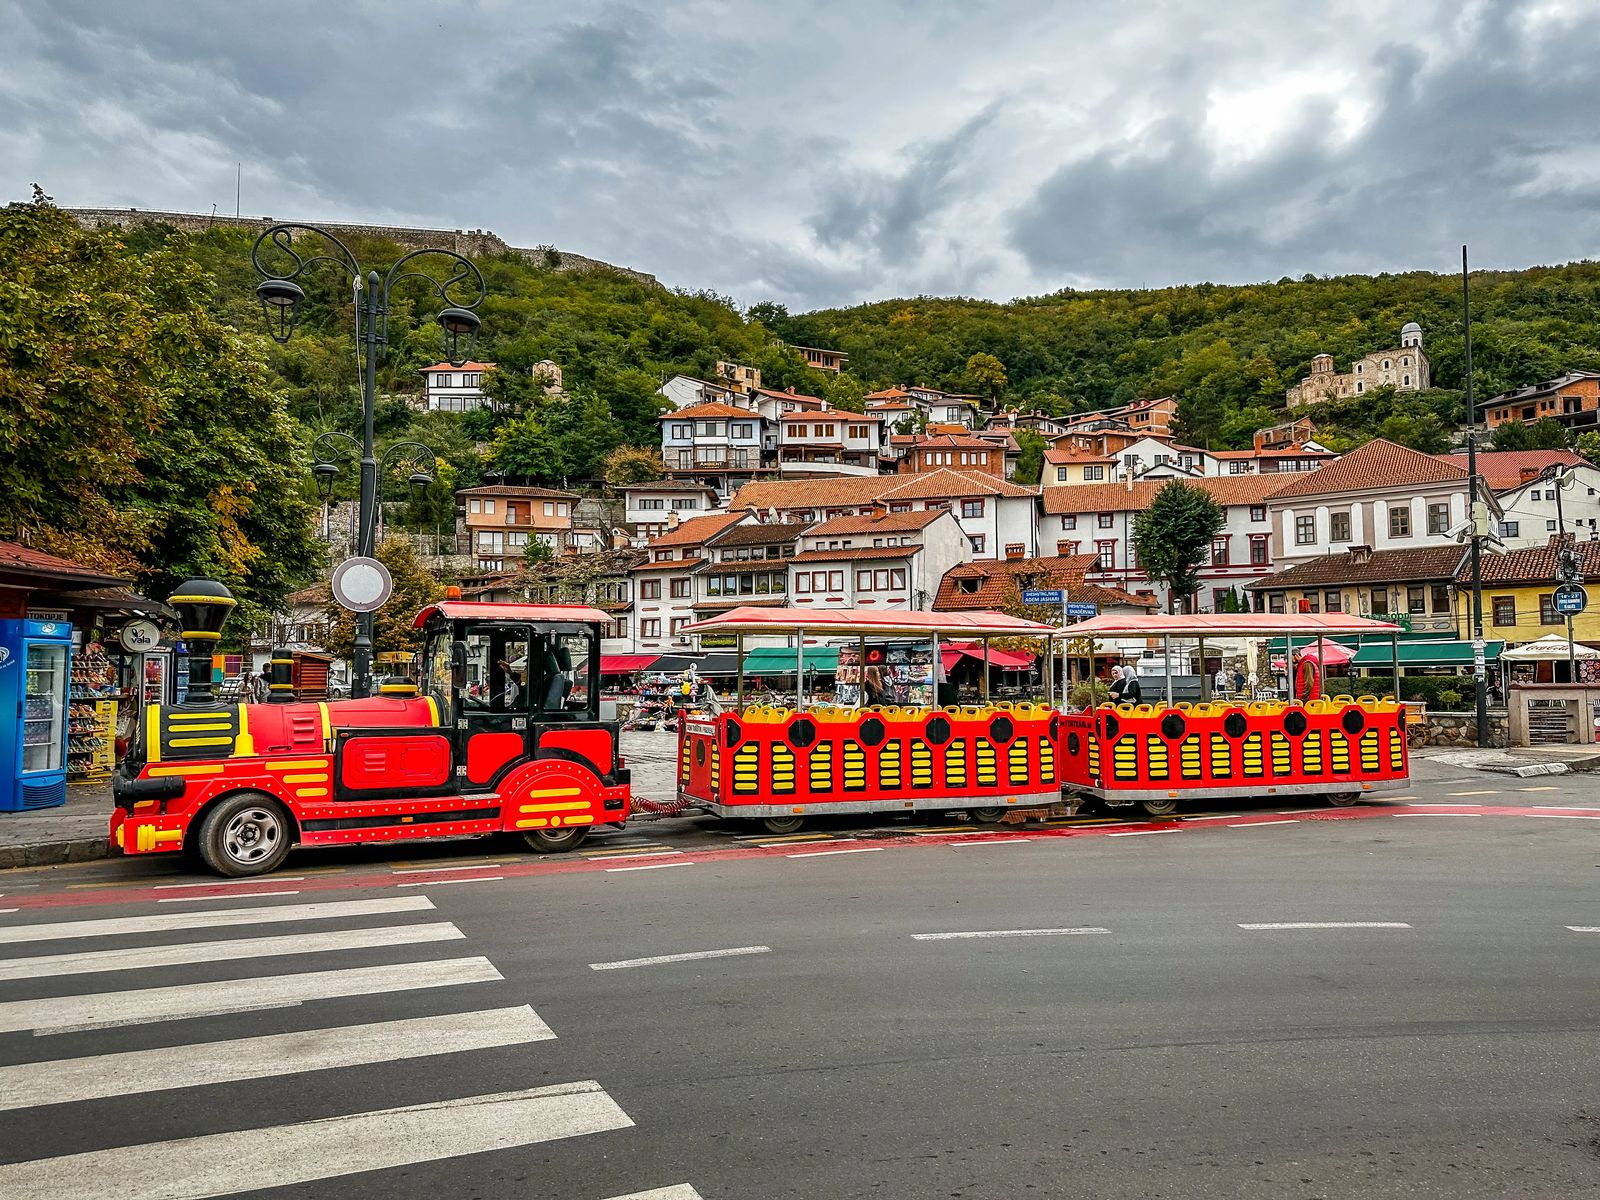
[{"left": 1463, "top": 245, "right": 1489, "bottom": 745}]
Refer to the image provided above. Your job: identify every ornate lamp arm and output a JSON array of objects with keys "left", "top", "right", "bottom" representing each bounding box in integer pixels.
[{"left": 251, "top": 223, "right": 363, "bottom": 287}]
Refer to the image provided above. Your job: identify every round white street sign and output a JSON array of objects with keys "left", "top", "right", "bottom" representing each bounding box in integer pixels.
[{"left": 331, "top": 556, "right": 394, "bottom": 613}]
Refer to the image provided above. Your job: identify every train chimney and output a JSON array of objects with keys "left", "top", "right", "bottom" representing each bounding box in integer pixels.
[{"left": 168, "top": 578, "right": 236, "bottom": 705}]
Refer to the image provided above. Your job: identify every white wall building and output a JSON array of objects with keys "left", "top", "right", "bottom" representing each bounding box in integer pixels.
[
  {"left": 789, "top": 509, "right": 972, "bottom": 611},
  {"left": 421, "top": 361, "right": 494, "bottom": 412},
  {"left": 618, "top": 482, "right": 722, "bottom": 542}
]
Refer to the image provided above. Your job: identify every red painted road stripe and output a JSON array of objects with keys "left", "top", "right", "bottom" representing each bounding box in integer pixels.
[{"left": 3, "top": 804, "right": 1598, "bottom": 912}]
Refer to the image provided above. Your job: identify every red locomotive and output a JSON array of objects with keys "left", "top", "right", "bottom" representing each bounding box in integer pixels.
[{"left": 111, "top": 587, "right": 629, "bottom": 876}]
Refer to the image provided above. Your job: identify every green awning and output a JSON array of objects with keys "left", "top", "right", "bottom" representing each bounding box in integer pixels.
[
  {"left": 1347, "top": 640, "right": 1503, "bottom": 667},
  {"left": 741, "top": 647, "right": 841, "bottom": 674}
]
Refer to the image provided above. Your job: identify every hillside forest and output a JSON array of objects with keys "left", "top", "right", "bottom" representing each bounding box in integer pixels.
[{"left": 6, "top": 189, "right": 1600, "bottom": 620}]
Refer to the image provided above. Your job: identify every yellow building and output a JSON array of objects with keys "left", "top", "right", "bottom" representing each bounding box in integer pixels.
[{"left": 1462, "top": 539, "right": 1600, "bottom": 646}]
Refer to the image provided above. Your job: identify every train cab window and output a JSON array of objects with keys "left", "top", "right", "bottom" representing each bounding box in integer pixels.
[
  {"left": 424, "top": 631, "right": 455, "bottom": 726},
  {"left": 459, "top": 626, "right": 534, "bottom": 715},
  {"left": 532, "top": 630, "right": 597, "bottom": 720}
]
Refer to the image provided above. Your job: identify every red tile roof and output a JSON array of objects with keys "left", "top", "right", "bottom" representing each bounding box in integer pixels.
[
  {"left": 753, "top": 387, "right": 826, "bottom": 406},
  {"left": 791, "top": 546, "right": 917, "bottom": 563},
  {"left": 731, "top": 469, "right": 1038, "bottom": 512},
  {"left": 456, "top": 485, "right": 578, "bottom": 499},
  {"left": 1470, "top": 536, "right": 1600, "bottom": 585},
  {"left": 1246, "top": 545, "right": 1467, "bottom": 590},
  {"left": 805, "top": 510, "right": 946, "bottom": 536},
  {"left": 647, "top": 512, "right": 746, "bottom": 547},
  {"left": 0, "top": 540, "right": 128, "bottom": 588},
  {"left": 1440, "top": 450, "right": 1587, "bottom": 492},
  {"left": 865, "top": 387, "right": 911, "bottom": 400},
  {"left": 906, "top": 434, "right": 999, "bottom": 450},
  {"left": 1045, "top": 447, "right": 1115, "bottom": 464},
  {"left": 421, "top": 361, "right": 495, "bottom": 373},
  {"left": 1269, "top": 439, "right": 1466, "bottom": 499},
  {"left": 660, "top": 401, "right": 756, "bottom": 420},
  {"left": 633, "top": 556, "right": 706, "bottom": 573},
  {"left": 1039, "top": 475, "right": 1289, "bottom": 515},
  {"left": 934, "top": 554, "right": 1099, "bottom": 610}
]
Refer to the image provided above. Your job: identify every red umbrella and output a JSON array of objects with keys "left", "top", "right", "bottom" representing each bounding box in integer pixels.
[{"left": 1293, "top": 638, "right": 1354, "bottom": 667}]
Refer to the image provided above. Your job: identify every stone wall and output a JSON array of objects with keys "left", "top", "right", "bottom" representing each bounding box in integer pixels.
[
  {"left": 1418, "top": 708, "right": 1510, "bottom": 748},
  {"left": 65, "top": 207, "right": 657, "bottom": 286}
]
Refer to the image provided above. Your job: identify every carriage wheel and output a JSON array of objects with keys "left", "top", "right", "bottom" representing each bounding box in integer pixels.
[
  {"left": 761, "top": 815, "right": 805, "bottom": 834},
  {"left": 1138, "top": 795, "right": 1180, "bottom": 817},
  {"left": 522, "top": 826, "right": 590, "bottom": 852},
  {"left": 968, "top": 806, "right": 1005, "bottom": 824},
  {"left": 1326, "top": 791, "right": 1362, "bottom": 808}
]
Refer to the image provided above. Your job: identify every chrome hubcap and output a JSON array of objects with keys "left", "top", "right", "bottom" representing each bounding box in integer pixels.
[{"left": 223, "top": 807, "right": 281, "bottom": 864}]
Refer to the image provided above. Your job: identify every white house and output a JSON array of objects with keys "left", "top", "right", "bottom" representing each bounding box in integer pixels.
[
  {"left": 790, "top": 509, "right": 972, "bottom": 611},
  {"left": 730, "top": 469, "right": 1041, "bottom": 561},
  {"left": 777, "top": 410, "right": 886, "bottom": 476},
  {"left": 632, "top": 512, "right": 747, "bottom": 655},
  {"left": 618, "top": 481, "right": 722, "bottom": 542},
  {"left": 659, "top": 401, "right": 772, "bottom": 498},
  {"left": 1039, "top": 475, "right": 1289, "bottom": 612},
  {"left": 421, "top": 361, "right": 494, "bottom": 412},
  {"left": 658, "top": 374, "right": 740, "bottom": 411},
  {"left": 1442, "top": 450, "right": 1600, "bottom": 550}
]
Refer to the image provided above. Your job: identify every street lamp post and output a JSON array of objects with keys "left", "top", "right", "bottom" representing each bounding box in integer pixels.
[
  {"left": 252, "top": 225, "right": 484, "bottom": 698},
  {"left": 1547, "top": 465, "right": 1580, "bottom": 684}
]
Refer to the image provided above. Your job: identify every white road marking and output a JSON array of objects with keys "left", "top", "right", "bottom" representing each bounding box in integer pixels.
[
  {"left": 1392, "top": 812, "right": 1482, "bottom": 817},
  {"left": 397, "top": 877, "right": 504, "bottom": 888},
  {"left": 0, "top": 1005, "right": 554, "bottom": 1112},
  {"left": 0, "top": 895, "right": 433, "bottom": 945},
  {"left": 589, "top": 946, "right": 771, "bottom": 971},
  {"left": 1567, "top": 926, "right": 1600, "bottom": 933},
  {"left": 1274, "top": 809, "right": 1326, "bottom": 814},
  {"left": 604, "top": 1187, "right": 706, "bottom": 1200},
  {"left": 0, "top": 1081, "right": 633, "bottom": 1199},
  {"left": 1520, "top": 786, "right": 1562, "bottom": 792},
  {"left": 0, "top": 910, "right": 14, "bottom": 916},
  {"left": 606, "top": 861, "right": 693, "bottom": 873},
  {"left": 0, "top": 922, "right": 462, "bottom": 982},
  {"left": 1108, "top": 829, "right": 1181, "bottom": 836},
  {"left": 951, "top": 837, "right": 1033, "bottom": 845},
  {"left": 1227, "top": 819, "right": 1298, "bottom": 828},
  {"left": 912, "top": 927, "right": 1109, "bottom": 941},
  {"left": 1448, "top": 790, "right": 1499, "bottom": 797},
  {"left": 786, "top": 847, "right": 884, "bottom": 858},
  {"left": 585, "top": 850, "right": 685, "bottom": 860},
  {"left": 153, "top": 876, "right": 307, "bottom": 889},
  {"left": 0, "top": 956, "right": 501, "bottom": 1034},
  {"left": 1530, "top": 813, "right": 1600, "bottom": 820},
  {"left": 1238, "top": 922, "right": 1412, "bottom": 930},
  {"left": 391, "top": 863, "right": 508, "bottom": 875},
  {"left": 158, "top": 890, "right": 302, "bottom": 903}
]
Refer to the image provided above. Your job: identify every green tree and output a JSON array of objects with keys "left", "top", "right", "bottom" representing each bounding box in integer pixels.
[
  {"left": 1013, "top": 429, "right": 1046, "bottom": 484},
  {"left": 602, "top": 444, "right": 665, "bottom": 485},
  {"left": 0, "top": 194, "right": 319, "bottom": 616},
  {"left": 822, "top": 372, "right": 866, "bottom": 413},
  {"left": 322, "top": 537, "right": 443, "bottom": 661},
  {"left": 1492, "top": 419, "right": 1532, "bottom": 450},
  {"left": 1133, "top": 482, "right": 1225, "bottom": 613},
  {"left": 964, "top": 352, "right": 1008, "bottom": 401},
  {"left": 1576, "top": 431, "right": 1600, "bottom": 466}
]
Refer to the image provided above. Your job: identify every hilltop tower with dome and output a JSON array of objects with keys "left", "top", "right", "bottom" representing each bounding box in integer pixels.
[{"left": 1285, "top": 321, "right": 1431, "bottom": 408}]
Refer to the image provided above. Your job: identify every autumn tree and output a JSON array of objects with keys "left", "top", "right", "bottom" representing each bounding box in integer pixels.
[
  {"left": 964, "top": 352, "right": 1008, "bottom": 401},
  {"left": 1133, "top": 483, "right": 1225, "bottom": 613},
  {"left": 603, "top": 445, "right": 666, "bottom": 485},
  {"left": 322, "top": 537, "right": 444, "bottom": 661}
]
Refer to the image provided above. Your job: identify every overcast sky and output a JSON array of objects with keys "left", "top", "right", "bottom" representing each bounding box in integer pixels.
[{"left": 6, "top": 1, "right": 1599, "bottom": 311}]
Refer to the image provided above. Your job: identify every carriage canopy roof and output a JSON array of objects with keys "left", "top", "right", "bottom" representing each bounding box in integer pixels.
[{"left": 681, "top": 606, "right": 1057, "bottom": 638}]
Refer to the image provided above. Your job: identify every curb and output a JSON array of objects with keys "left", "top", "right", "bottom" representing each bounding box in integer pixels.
[
  {"left": 1477, "top": 762, "right": 1571, "bottom": 777},
  {"left": 0, "top": 838, "right": 110, "bottom": 870}
]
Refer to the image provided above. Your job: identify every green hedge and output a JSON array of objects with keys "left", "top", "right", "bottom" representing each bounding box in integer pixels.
[{"left": 1319, "top": 674, "right": 1473, "bottom": 710}]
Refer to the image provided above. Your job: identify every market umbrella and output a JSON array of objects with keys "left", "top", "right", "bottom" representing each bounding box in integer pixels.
[
  {"left": 1499, "top": 634, "right": 1600, "bottom": 661},
  {"left": 1293, "top": 638, "right": 1355, "bottom": 667}
]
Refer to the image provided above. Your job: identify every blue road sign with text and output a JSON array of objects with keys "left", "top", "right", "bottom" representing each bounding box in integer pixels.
[
  {"left": 1021, "top": 589, "right": 1064, "bottom": 605},
  {"left": 1554, "top": 584, "right": 1587, "bottom": 615},
  {"left": 1065, "top": 602, "right": 1099, "bottom": 618}
]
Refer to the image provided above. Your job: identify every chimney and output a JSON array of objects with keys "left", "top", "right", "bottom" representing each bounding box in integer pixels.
[
  {"left": 786, "top": 386, "right": 796, "bottom": 394},
  {"left": 870, "top": 501, "right": 890, "bottom": 522},
  {"left": 1519, "top": 466, "right": 1541, "bottom": 483},
  {"left": 1350, "top": 545, "right": 1373, "bottom": 565},
  {"left": 666, "top": 511, "right": 681, "bottom": 531}
]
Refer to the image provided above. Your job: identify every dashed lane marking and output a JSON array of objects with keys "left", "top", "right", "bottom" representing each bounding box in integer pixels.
[
  {"left": 1520, "top": 786, "right": 1562, "bottom": 792},
  {"left": 1448, "top": 790, "right": 1501, "bottom": 797},
  {"left": 159, "top": 890, "right": 301, "bottom": 903},
  {"left": 1238, "top": 921, "right": 1412, "bottom": 930},
  {"left": 950, "top": 837, "right": 1033, "bottom": 845},
  {"left": 582, "top": 849, "right": 684, "bottom": 860},
  {"left": 912, "top": 927, "right": 1109, "bottom": 941},
  {"left": 605, "top": 861, "right": 693, "bottom": 873},
  {"left": 0, "top": 1081, "right": 634, "bottom": 1200},
  {"left": 604, "top": 1187, "right": 705, "bottom": 1200},
  {"left": 1108, "top": 829, "right": 1181, "bottom": 836},
  {"left": 589, "top": 946, "right": 771, "bottom": 971},
  {"left": 0, "top": 1005, "right": 555, "bottom": 1112},
  {"left": 1567, "top": 926, "right": 1600, "bottom": 933},
  {"left": 391, "top": 863, "right": 509, "bottom": 875},
  {"left": 154, "top": 876, "right": 307, "bottom": 890},
  {"left": 0, "top": 896, "right": 434, "bottom": 944},
  {"left": 786, "top": 846, "right": 884, "bottom": 858},
  {"left": 1228, "top": 819, "right": 1298, "bottom": 828},
  {"left": 396, "top": 876, "right": 504, "bottom": 888}
]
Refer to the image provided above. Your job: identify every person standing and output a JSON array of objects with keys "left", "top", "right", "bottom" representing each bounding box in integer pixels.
[{"left": 1107, "top": 664, "right": 1128, "bottom": 704}]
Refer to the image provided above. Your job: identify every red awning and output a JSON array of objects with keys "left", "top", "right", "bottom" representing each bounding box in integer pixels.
[
  {"left": 941, "top": 642, "right": 1034, "bottom": 672},
  {"left": 600, "top": 654, "right": 660, "bottom": 674}
]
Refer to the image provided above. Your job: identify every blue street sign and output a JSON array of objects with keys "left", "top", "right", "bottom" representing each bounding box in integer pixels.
[
  {"left": 1021, "top": 589, "right": 1064, "bottom": 605},
  {"left": 1065, "top": 602, "right": 1099, "bottom": 618},
  {"left": 1554, "top": 584, "right": 1587, "bottom": 615}
]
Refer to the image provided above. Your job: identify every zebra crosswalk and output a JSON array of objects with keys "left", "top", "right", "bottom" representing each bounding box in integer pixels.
[{"left": 0, "top": 893, "right": 699, "bottom": 1198}]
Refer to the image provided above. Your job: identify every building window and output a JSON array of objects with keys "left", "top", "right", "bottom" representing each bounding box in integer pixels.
[
  {"left": 1493, "top": 597, "right": 1516, "bottom": 626},
  {"left": 1249, "top": 535, "right": 1269, "bottom": 566},
  {"left": 1295, "top": 515, "right": 1315, "bottom": 545},
  {"left": 1211, "top": 537, "right": 1229, "bottom": 566},
  {"left": 1097, "top": 513, "right": 1114, "bottom": 529},
  {"left": 1547, "top": 520, "right": 1559, "bottom": 532},
  {"left": 670, "top": 617, "right": 688, "bottom": 635},
  {"left": 639, "top": 580, "right": 662, "bottom": 599},
  {"left": 1403, "top": 375, "right": 1411, "bottom": 387},
  {"left": 1389, "top": 507, "right": 1411, "bottom": 537},
  {"left": 1304, "top": 592, "right": 1320, "bottom": 613},
  {"left": 1250, "top": 505, "right": 1266, "bottom": 522},
  {"left": 1370, "top": 587, "right": 1387, "bottom": 614},
  {"left": 969, "top": 535, "right": 986, "bottom": 554},
  {"left": 1330, "top": 511, "right": 1351, "bottom": 542},
  {"left": 1056, "top": 468, "right": 1068, "bottom": 482},
  {"left": 1325, "top": 590, "right": 1342, "bottom": 613},
  {"left": 641, "top": 619, "right": 661, "bottom": 638},
  {"left": 1539, "top": 593, "right": 1561, "bottom": 625},
  {"left": 733, "top": 423, "right": 753, "bottom": 439},
  {"left": 1096, "top": 540, "right": 1116, "bottom": 570},
  {"left": 1407, "top": 586, "right": 1426, "bottom": 614},
  {"left": 1431, "top": 584, "right": 1450, "bottom": 613},
  {"left": 1061, "top": 515, "right": 1077, "bottom": 530},
  {"left": 638, "top": 498, "right": 664, "bottom": 511},
  {"left": 671, "top": 424, "right": 690, "bottom": 439},
  {"left": 1383, "top": 359, "right": 1392, "bottom": 370},
  {"left": 1427, "top": 503, "right": 1449, "bottom": 535},
  {"left": 654, "top": 550, "right": 672, "bottom": 561},
  {"left": 961, "top": 499, "right": 985, "bottom": 518},
  {"left": 1058, "top": 539, "right": 1080, "bottom": 555},
  {"left": 1268, "top": 593, "right": 1285, "bottom": 614},
  {"left": 669, "top": 578, "right": 690, "bottom": 599},
  {"left": 1005, "top": 543, "right": 1025, "bottom": 559},
  {"left": 484, "top": 500, "right": 496, "bottom": 514},
  {"left": 1084, "top": 465, "right": 1105, "bottom": 480},
  {"left": 469, "top": 499, "right": 481, "bottom": 513},
  {"left": 1500, "top": 520, "right": 1520, "bottom": 538}
]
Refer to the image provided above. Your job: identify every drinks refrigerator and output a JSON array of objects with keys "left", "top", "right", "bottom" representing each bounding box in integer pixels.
[{"left": 0, "top": 618, "right": 73, "bottom": 810}]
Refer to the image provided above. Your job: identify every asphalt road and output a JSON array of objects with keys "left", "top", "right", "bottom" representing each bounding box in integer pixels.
[{"left": 1, "top": 762, "right": 1599, "bottom": 1197}]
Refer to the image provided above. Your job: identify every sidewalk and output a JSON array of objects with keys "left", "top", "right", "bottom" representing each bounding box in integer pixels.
[
  {"left": 0, "top": 781, "right": 114, "bottom": 868},
  {"left": 1419, "top": 744, "right": 1600, "bottom": 776}
]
